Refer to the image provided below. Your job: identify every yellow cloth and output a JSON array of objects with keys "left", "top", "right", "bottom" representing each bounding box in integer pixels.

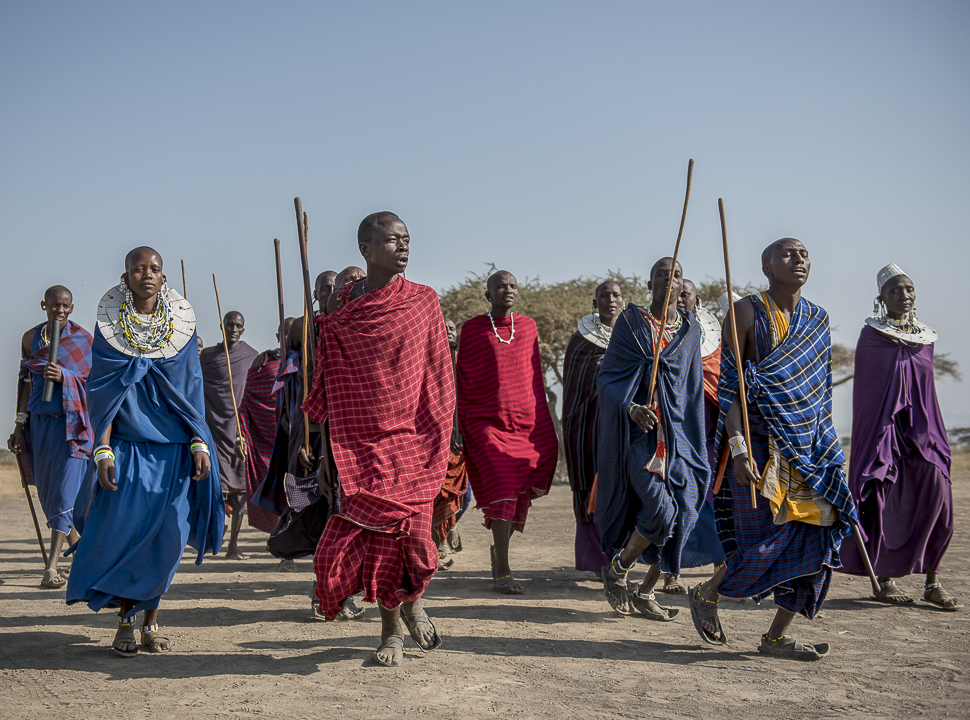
[{"left": 756, "top": 293, "right": 836, "bottom": 527}]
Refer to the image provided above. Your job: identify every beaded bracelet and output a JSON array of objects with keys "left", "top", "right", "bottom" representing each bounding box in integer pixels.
[
  {"left": 189, "top": 442, "right": 209, "bottom": 455},
  {"left": 15, "top": 412, "right": 29, "bottom": 426},
  {"left": 93, "top": 449, "right": 115, "bottom": 464},
  {"left": 728, "top": 435, "right": 748, "bottom": 458}
]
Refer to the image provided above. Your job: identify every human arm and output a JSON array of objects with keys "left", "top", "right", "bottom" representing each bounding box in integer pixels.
[
  {"left": 95, "top": 426, "right": 117, "bottom": 491},
  {"left": 8, "top": 330, "right": 34, "bottom": 453},
  {"left": 190, "top": 437, "right": 211, "bottom": 481},
  {"left": 722, "top": 299, "right": 758, "bottom": 487}
]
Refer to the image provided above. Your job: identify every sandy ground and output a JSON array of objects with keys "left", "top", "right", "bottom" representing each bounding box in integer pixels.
[{"left": 0, "top": 457, "right": 968, "bottom": 720}]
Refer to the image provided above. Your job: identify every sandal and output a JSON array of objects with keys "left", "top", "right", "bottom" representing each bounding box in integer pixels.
[
  {"left": 758, "top": 634, "right": 829, "bottom": 661},
  {"left": 603, "top": 555, "right": 634, "bottom": 615},
  {"left": 629, "top": 583, "right": 680, "bottom": 621},
  {"left": 923, "top": 583, "right": 964, "bottom": 611},
  {"left": 337, "top": 595, "right": 364, "bottom": 621},
  {"left": 40, "top": 568, "right": 67, "bottom": 589},
  {"left": 658, "top": 573, "right": 689, "bottom": 595},
  {"left": 374, "top": 636, "right": 405, "bottom": 667},
  {"left": 494, "top": 574, "right": 525, "bottom": 595},
  {"left": 112, "top": 615, "right": 138, "bottom": 658},
  {"left": 873, "top": 579, "right": 914, "bottom": 605},
  {"left": 140, "top": 623, "right": 174, "bottom": 653},
  {"left": 400, "top": 609, "right": 442, "bottom": 652},
  {"left": 688, "top": 582, "right": 727, "bottom": 645}
]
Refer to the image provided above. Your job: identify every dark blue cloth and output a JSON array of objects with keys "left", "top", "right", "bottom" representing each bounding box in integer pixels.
[
  {"left": 30, "top": 414, "right": 86, "bottom": 534},
  {"left": 594, "top": 307, "right": 710, "bottom": 575},
  {"left": 66, "top": 328, "right": 224, "bottom": 617},
  {"left": 716, "top": 295, "right": 856, "bottom": 546}
]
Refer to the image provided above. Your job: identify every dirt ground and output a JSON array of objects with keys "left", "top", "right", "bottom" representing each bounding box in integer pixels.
[{"left": 0, "top": 457, "right": 968, "bottom": 720}]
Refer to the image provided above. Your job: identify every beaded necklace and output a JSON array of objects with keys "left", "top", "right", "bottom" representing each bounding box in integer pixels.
[
  {"left": 646, "top": 305, "right": 681, "bottom": 334},
  {"left": 119, "top": 283, "right": 175, "bottom": 353},
  {"left": 488, "top": 311, "right": 515, "bottom": 344}
]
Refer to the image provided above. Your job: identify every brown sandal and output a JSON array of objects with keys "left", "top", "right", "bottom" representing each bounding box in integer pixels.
[
  {"left": 923, "top": 583, "right": 963, "bottom": 611},
  {"left": 140, "top": 623, "right": 174, "bottom": 652},
  {"left": 873, "top": 579, "right": 915, "bottom": 605}
]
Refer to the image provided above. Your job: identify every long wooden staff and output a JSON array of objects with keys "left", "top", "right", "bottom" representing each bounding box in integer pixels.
[
  {"left": 15, "top": 453, "right": 48, "bottom": 565},
  {"left": 851, "top": 520, "right": 882, "bottom": 595},
  {"left": 646, "top": 158, "right": 694, "bottom": 404},
  {"left": 274, "top": 239, "right": 286, "bottom": 361},
  {"left": 181, "top": 259, "right": 188, "bottom": 298},
  {"left": 294, "top": 200, "right": 314, "bottom": 456},
  {"left": 211, "top": 274, "right": 243, "bottom": 449},
  {"left": 718, "top": 198, "right": 758, "bottom": 509}
]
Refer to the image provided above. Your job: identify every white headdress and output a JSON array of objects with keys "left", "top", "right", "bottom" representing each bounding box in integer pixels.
[{"left": 867, "top": 263, "right": 936, "bottom": 345}]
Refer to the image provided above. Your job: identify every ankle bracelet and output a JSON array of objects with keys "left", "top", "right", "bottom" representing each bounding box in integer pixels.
[
  {"left": 611, "top": 554, "right": 635, "bottom": 575},
  {"left": 763, "top": 633, "right": 791, "bottom": 643}
]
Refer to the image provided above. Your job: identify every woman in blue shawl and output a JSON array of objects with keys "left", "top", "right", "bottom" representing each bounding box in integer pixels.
[{"left": 66, "top": 247, "right": 224, "bottom": 657}]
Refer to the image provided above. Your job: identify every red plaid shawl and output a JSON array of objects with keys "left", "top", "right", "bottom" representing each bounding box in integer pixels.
[
  {"left": 19, "top": 321, "right": 94, "bottom": 481},
  {"left": 456, "top": 313, "right": 558, "bottom": 532},
  {"left": 239, "top": 351, "right": 282, "bottom": 533},
  {"left": 304, "top": 278, "right": 454, "bottom": 619}
]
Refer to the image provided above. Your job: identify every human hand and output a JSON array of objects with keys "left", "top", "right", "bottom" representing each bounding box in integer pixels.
[
  {"left": 733, "top": 453, "right": 758, "bottom": 488},
  {"left": 42, "top": 363, "right": 63, "bottom": 383},
  {"left": 234, "top": 436, "right": 248, "bottom": 462},
  {"left": 298, "top": 446, "right": 315, "bottom": 471},
  {"left": 192, "top": 450, "right": 211, "bottom": 481},
  {"left": 628, "top": 403, "right": 658, "bottom": 433},
  {"left": 97, "top": 457, "right": 117, "bottom": 491}
]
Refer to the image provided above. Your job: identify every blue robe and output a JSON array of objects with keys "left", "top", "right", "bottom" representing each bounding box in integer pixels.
[
  {"left": 66, "top": 328, "right": 224, "bottom": 617},
  {"left": 594, "top": 307, "right": 711, "bottom": 575}
]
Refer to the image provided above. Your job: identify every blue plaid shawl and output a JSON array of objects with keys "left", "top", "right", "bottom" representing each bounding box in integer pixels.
[
  {"left": 595, "top": 306, "right": 710, "bottom": 564},
  {"left": 717, "top": 295, "right": 856, "bottom": 544}
]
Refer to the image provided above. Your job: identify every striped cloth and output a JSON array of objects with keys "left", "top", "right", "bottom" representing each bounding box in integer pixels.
[
  {"left": 238, "top": 350, "right": 282, "bottom": 533},
  {"left": 456, "top": 313, "right": 558, "bottom": 532},
  {"left": 19, "top": 320, "right": 94, "bottom": 482},
  {"left": 594, "top": 307, "right": 710, "bottom": 575},
  {"left": 432, "top": 449, "right": 468, "bottom": 546},
  {"left": 716, "top": 294, "right": 856, "bottom": 545},
  {"left": 303, "top": 278, "right": 454, "bottom": 620},
  {"left": 562, "top": 331, "right": 605, "bottom": 524}
]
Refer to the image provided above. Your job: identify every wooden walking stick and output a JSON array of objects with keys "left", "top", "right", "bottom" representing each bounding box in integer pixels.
[
  {"left": 212, "top": 274, "right": 244, "bottom": 456},
  {"left": 646, "top": 158, "right": 694, "bottom": 404},
  {"left": 718, "top": 198, "right": 758, "bottom": 509},
  {"left": 181, "top": 259, "right": 188, "bottom": 298},
  {"left": 851, "top": 519, "right": 883, "bottom": 596},
  {"left": 294, "top": 199, "right": 314, "bottom": 457},
  {"left": 42, "top": 319, "right": 62, "bottom": 403},
  {"left": 15, "top": 452, "right": 48, "bottom": 565},
  {"left": 274, "top": 238, "right": 286, "bottom": 361}
]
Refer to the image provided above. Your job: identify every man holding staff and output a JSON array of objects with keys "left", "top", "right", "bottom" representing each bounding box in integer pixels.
[
  {"left": 303, "top": 212, "right": 453, "bottom": 666},
  {"left": 689, "top": 238, "right": 856, "bottom": 661},
  {"left": 200, "top": 311, "right": 258, "bottom": 559},
  {"left": 8, "top": 285, "right": 93, "bottom": 588},
  {"left": 595, "top": 259, "right": 709, "bottom": 619}
]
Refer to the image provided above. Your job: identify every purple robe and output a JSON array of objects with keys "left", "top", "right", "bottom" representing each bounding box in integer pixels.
[{"left": 838, "top": 324, "right": 953, "bottom": 578}]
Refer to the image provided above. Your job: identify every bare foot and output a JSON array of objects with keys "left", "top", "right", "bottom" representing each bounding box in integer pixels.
[
  {"left": 401, "top": 600, "right": 440, "bottom": 651},
  {"left": 224, "top": 549, "right": 249, "bottom": 560},
  {"left": 374, "top": 635, "right": 405, "bottom": 667}
]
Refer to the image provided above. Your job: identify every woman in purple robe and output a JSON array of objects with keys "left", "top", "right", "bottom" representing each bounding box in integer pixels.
[{"left": 839, "top": 263, "right": 962, "bottom": 610}]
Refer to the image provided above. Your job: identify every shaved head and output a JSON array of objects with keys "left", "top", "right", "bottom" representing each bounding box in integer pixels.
[
  {"left": 761, "top": 238, "right": 804, "bottom": 267},
  {"left": 487, "top": 270, "right": 517, "bottom": 293},
  {"left": 649, "top": 257, "right": 682, "bottom": 281},
  {"left": 125, "top": 246, "right": 163, "bottom": 272},
  {"left": 357, "top": 211, "right": 401, "bottom": 244},
  {"left": 44, "top": 285, "right": 72, "bottom": 304},
  {"left": 224, "top": 311, "right": 244, "bottom": 325}
]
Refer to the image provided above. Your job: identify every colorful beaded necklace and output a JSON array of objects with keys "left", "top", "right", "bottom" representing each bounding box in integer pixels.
[{"left": 119, "top": 283, "right": 175, "bottom": 353}]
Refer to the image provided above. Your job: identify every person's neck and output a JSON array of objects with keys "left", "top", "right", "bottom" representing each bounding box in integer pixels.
[
  {"left": 363, "top": 267, "right": 400, "bottom": 294},
  {"left": 765, "top": 284, "right": 800, "bottom": 314},
  {"left": 490, "top": 306, "right": 513, "bottom": 318},
  {"left": 598, "top": 313, "right": 618, "bottom": 329},
  {"left": 133, "top": 293, "right": 157, "bottom": 314},
  {"left": 649, "top": 299, "right": 678, "bottom": 324},
  {"left": 226, "top": 339, "right": 239, "bottom": 351},
  {"left": 887, "top": 311, "right": 906, "bottom": 321}
]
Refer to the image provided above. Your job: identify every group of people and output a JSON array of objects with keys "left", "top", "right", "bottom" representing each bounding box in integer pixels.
[{"left": 8, "top": 213, "right": 961, "bottom": 666}]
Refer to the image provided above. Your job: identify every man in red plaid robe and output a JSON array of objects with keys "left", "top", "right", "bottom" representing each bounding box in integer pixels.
[{"left": 303, "top": 211, "right": 454, "bottom": 667}]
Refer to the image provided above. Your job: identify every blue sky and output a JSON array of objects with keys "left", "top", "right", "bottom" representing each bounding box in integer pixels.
[{"left": 2, "top": 1, "right": 968, "bottom": 434}]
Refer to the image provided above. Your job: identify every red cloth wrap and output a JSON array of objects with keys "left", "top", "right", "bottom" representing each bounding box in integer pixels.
[
  {"left": 456, "top": 313, "right": 558, "bottom": 531},
  {"left": 239, "top": 352, "right": 283, "bottom": 533},
  {"left": 303, "top": 278, "right": 454, "bottom": 620},
  {"left": 432, "top": 449, "right": 468, "bottom": 546}
]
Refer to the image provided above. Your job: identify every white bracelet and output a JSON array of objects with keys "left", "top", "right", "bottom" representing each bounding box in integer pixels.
[
  {"left": 728, "top": 435, "right": 748, "bottom": 458},
  {"left": 15, "top": 412, "right": 29, "bottom": 425}
]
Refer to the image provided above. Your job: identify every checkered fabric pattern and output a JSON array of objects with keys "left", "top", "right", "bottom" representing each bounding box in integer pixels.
[
  {"left": 304, "top": 278, "right": 455, "bottom": 620},
  {"left": 20, "top": 321, "right": 94, "bottom": 475},
  {"left": 238, "top": 351, "right": 282, "bottom": 533}
]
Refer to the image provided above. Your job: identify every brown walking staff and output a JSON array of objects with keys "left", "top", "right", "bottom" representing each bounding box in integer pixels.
[
  {"left": 851, "top": 520, "right": 882, "bottom": 595},
  {"left": 42, "top": 319, "right": 62, "bottom": 403},
  {"left": 274, "top": 238, "right": 286, "bottom": 361},
  {"left": 181, "top": 258, "right": 188, "bottom": 298},
  {"left": 294, "top": 199, "right": 314, "bottom": 458},
  {"left": 15, "top": 452, "right": 48, "bottom": 565},
  {"left": 212, "top": 273, "right": 244, "bottom": 457},
  {"left": 646, "top": 158, "right": 694, "bottom": 405},
  {"left": 718, "top": 198, "right": 759, "bottom": 509}
]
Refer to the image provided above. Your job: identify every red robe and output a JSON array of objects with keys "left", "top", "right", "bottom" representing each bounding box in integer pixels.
[
  {"left": 303, "top": 278, "right": 454, "bottom": 620},
  {"left": 456, "top": 313, "right": 558, "bottom": 531}
]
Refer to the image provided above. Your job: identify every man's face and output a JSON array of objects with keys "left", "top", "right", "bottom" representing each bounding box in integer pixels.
[
  {"left": 360, "top": 219, "right": 409, "bottom": 275},
  {"left": 764, "top": 241, "right": 810, "bottom": 287},
  {"left": 41, "top": 290, "right": 74, "bottom": 327},
  {"left": 224, "top": 313, "right": 245, "bottom": 346},
  {"left": 677, "top": 282, "right": 698, "bottom": 313},
  {"left": 596, "top": 283, "right": 623, "bottom": 321},
  {"left": 123, "top": 251, "right": 165, "bottom": 303},
  {"left": 880, "top": 275, "right": 916, "bottom": 319},
  {"left": 315, "top": 272, "right": 337, "bottom": 309},
  {"left": 648, "top": 260, "right": 683, "bottom": 307},
  {"left": 486, "top": 273, "right": 518, "bottom": 312},
  {"left": 444, "top": 318, "right": 457, "bottom": 344}
]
